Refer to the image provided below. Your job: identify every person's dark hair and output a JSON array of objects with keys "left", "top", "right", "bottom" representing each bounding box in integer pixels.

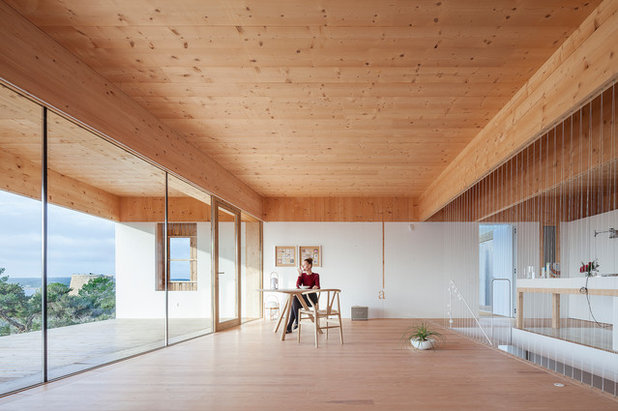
[{"left": 304, "top": 257, "right": 313, "bottom": 266}]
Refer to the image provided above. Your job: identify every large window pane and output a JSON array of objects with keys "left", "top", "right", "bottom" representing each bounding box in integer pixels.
[
  {"left": 241, "top": 212, "right": 262, "bottom": 323},
  {"left": 0, "top": 85, "right": 43, "bottom": 394},
  {"left": 218, "top": 206, "right": 238, "bottom": 323},
  {"left": 47, "top": 112, "right": 166, "bottom": 379},
  {"left": 167, "top": 176, "right": 212, "bottom": 343}
]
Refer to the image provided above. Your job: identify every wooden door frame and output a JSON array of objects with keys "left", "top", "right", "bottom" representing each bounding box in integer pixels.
[{"left": 212, "top": 197, "right": 242, "bottom": 332}]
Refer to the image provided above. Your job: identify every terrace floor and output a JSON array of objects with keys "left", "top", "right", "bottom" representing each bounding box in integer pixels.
[
  {"left": 0, "top": 319, "right": 616, "bottom": 410},
  {"left": 0, "top": 318, "right": 212, "bottom": 394}
]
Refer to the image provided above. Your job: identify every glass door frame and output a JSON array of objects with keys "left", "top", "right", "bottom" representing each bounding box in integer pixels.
[{"left": 212, "top": 197, "right": 241, "bottom": 331}]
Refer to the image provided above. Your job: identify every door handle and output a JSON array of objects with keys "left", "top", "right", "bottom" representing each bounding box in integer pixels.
[{"left": 217, "top": 271, "right": 225, "bottom": 275}]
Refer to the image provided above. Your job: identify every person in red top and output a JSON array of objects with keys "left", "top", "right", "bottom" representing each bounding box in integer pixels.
[{"left": 286, "top": 257, "right": 320, "bottom": 333}]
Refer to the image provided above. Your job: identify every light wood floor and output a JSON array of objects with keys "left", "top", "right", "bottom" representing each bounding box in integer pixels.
[{"left": 0, "top": 319, "right": 616, "bottom": 410}]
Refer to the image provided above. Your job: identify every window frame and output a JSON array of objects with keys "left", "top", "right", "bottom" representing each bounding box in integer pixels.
[{"left": 156, "top": 222, "right": 198, "bottom": 291}]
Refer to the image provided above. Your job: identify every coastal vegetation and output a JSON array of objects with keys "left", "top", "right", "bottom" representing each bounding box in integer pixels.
[{"left": 0, "top": 267, "right": 115, "bottom": 336}]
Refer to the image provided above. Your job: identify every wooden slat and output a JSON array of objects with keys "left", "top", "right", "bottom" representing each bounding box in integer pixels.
[
  {"left": 6, "top": 0, "right": 598, "bottom": 27},
  {"left": 0, "top": 2, "right": 263, "bottom": 217},
  {"left": 518, "top": 287, "right": 618, "bottom": 297},
  {"left": 2, "top": 0, "right": 600, "bottom": 202},
  {"left": 552, "top": 293, "right": 561, "bottom": 329},
  {"left": 418, "top": 0, "right": 618, "bottom": 220}
]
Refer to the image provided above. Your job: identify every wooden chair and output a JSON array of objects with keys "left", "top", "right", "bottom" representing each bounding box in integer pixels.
[{"left": 297, "top": 289, "right": 343, "bottom": 348}]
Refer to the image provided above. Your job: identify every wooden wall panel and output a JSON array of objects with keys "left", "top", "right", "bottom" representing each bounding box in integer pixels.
[
  {"left": 428, "top": 82, "right": 618, "bottom": 223},
  {"left": 0, "top": 2, "right": 263, "bottom": 218},
  {"left": 119, "top": 196, "right": 212, "bottom": 222},
  {"left": 418, "top": 0, "right": 618, "bottom": 220},
  {"left": 263, "top": 197, "right": 416, "bottom": 221}
]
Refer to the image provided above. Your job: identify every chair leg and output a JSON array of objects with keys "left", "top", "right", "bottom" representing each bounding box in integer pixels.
[
  {"left": 314, "top": 316, "right": 319, "bottom": 348},
  {"left": 326, "top": 319, "right": 329, "bottom": 340},
  {"left": 297, "top": 316, "right": 301, "bottom": 344},
  {"left": 338, "top": 313, "right": 344, "bottom": 344}
]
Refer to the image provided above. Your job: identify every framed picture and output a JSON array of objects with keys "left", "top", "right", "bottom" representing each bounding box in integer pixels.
[
  {"left": 299, "top": 245, "right": 322, "bottom": 267},
  {"left": 275, "top": 246, "right": 296, "bottom": 267}
]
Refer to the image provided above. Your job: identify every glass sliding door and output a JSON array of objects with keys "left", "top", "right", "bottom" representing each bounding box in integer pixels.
[
  {"left": 213, "top": 199, "right": 240, "bottom": 330},
  {"left": 0, "top": 82, "right": 263, "bottom": 396},
  {"left": 0, "top": 84, "right": 43, "bottom": 395},
  {"left": 167, "top": 176, "right": 213, "bottom": 343},
  {"left": 47, "top": 111, "right": 166, "bottom": 379},
  {"left": 241, "top": 212, "right": 262, "bottom": 323},
  {"left": 478, "top": 224, "right": 515, "bottom": 317}
]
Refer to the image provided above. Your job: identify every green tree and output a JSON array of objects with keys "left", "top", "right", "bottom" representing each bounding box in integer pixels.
[
  {"left": 0, "top": 268, "right": 40, "bottom": 334},
  {"left": 78, "top": 277, "right": 115, "bottom": 319},
  {"left": 31, "top": 282, "right": 83, "bottom": 328},
  {"left": 0, "top": 269, "right": 116, "bottom": 336}
]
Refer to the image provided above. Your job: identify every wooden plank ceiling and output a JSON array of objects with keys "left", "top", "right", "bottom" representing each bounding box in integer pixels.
[{"left": 4, "top": 0, "right": 600, "bottom": 199}]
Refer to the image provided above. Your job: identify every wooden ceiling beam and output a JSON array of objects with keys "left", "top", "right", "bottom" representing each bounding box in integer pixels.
[
  {"left": 263, "top": 197, "right": 417, "bottom": 222},
  {"left": 417, "top": 0, "right": 618, "bottom": 221},
  {"left": 0, "top": 2, "right": 263, "bottom": 218},
  {"left": 0, "top": 147, "right": 121, "bottom": 221}
]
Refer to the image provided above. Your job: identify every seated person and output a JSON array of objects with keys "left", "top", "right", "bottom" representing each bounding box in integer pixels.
[{"left": 286, "top": 257, "right": 320, "bottom": 333}]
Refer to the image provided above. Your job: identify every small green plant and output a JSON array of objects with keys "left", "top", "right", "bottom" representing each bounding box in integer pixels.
[
  {"left": 408, "top": 323, "right": 439, "bottom": 341},
  {"left": 402, "top": 322, "right": 443, "bottom": 350}
]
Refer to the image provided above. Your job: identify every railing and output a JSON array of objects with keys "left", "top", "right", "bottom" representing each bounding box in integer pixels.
[
  {"left": 489, "top": 277, "right": 513, "bottom": 344},
  {"left": 447, "top": 280, "right": 493, "bottom": 345}
]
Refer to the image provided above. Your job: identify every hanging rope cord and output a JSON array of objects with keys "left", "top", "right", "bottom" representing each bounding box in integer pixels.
[
  {"left": 577, "top": 83, "right": 615, "bottom": 330},
  {"left": 579, "top": 274, "right": 611, "bottom": 329}
]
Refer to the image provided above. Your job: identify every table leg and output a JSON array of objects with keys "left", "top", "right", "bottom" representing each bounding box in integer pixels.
[
  {"left": 516, "top": 291, "right": 523, "bottom": 329},
  {"left": 280, "top": 295, "right": 294, "bottom": 341},
  {"left": 552, "top": 293, "right": 560, "bottom": 329},
  {"left": 274, "top": 297, "right": 289, "bottom": 333}
]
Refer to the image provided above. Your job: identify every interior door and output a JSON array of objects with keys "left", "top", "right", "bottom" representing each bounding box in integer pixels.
[
  {"left": 479, "top": 224, "right": 515, "bottom": 317},
  {"left": 213, "top": 199, "right": 241, "bottom": 331}
]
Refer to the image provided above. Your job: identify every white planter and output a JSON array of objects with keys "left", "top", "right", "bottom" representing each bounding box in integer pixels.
[{"left": 410, "top": 338, "right": 434, "bottom": 350}]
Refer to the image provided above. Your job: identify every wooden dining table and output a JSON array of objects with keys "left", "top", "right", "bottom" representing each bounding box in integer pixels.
[{"left": 258, "top": 288, "right": 319, "bottom": 341}]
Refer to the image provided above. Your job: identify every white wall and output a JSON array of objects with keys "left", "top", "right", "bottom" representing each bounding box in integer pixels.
[
  {"left": 384, "top": 222, "right": 459, "bottom": 318},
  {"left": 116, "top": 222, "right": 212, "bottom": 319},
  {"left": 264, "top": 222, "right": 382, "bottom": 318},
  {"left": 443, "top": 222, "right": 480, "bottom": 320},
  {"left": 562, "top": 209, "right": 618, "bottom": 277},
  {"left": 561, "top": 209, "right": 618, "bottom": 323},
  {"left": 263, "top": 222, "right": 476, "bottom": 319}
]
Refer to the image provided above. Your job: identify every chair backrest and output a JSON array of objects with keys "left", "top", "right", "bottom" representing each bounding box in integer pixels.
[{"left": 300, "top": 289, "right": 341, "bottom": 315}]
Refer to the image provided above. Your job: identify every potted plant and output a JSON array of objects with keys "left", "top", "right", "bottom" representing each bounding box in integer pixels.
[{"left": 403, "top": 322, "right": 442, "bottom": 350}]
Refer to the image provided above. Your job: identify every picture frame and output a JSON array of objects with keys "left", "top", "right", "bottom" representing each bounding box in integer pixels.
[
  {"left": 275, "top": 246, "right": 296, "bottom": 267},
  {"left": 299, "top": 245, "right": 322, "bottom": 267}
]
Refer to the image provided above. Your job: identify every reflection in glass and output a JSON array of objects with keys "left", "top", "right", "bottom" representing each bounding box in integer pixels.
[
  {"left": 167, "top": 176, "right": 213, "bottom": 343},
  {"left": 241, "top": 212, "right": 262, "bottom": 323},
  {"left": 0, "top": 85, "right": 43, "bottom": 395},
  {"left": 47, "top": 111, "right": 166, "bottom": 379},
  {"left": 217, "top": 206, "right": 238, "bottom": 323}
]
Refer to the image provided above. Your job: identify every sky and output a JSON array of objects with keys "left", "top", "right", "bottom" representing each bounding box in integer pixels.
[{"left": 0, "top": 190, "right": 115, "bottom": 278}]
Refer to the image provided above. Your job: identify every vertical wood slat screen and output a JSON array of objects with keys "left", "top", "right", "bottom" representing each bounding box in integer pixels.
[{"left": 438, "top": 81, "right": 617, "bottom": 396}]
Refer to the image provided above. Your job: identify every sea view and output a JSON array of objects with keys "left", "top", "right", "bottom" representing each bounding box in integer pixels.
[{"left": 6, "top": 277, "right": 72, "bottom": 296}]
